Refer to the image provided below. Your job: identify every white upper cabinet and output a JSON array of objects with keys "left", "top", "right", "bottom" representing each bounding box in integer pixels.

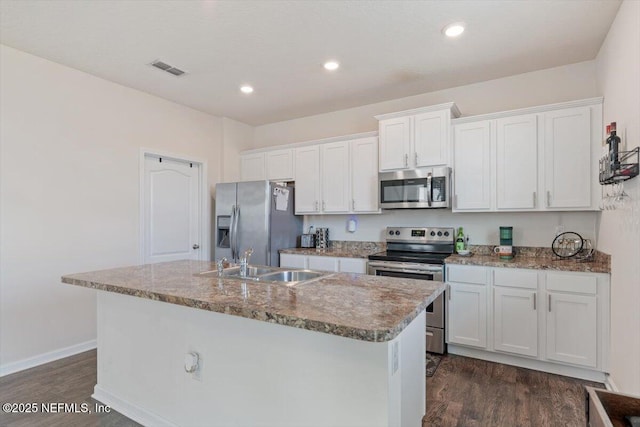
[
  {"left": 350, "top": 137, "right": 379, "bottom": 213},
  {"left": 240, "top": 152, "right": 266, "bottom": 181},
  {"left": 544, "top": 106, "right": 592, "bottom": 209},
  {"left": 452, "top": 98, "right": 602, "bottom": 212},
  {"left": 378, "top": 117, "right": 411, "bottom": 171},
  {"left": 453, "top": 121, "right": 492, "bottom": 210},
  {"left": 266, "top": 148, "right": 294, "bottom": 182},
  {"left": 377, "top": 103, "right": 460, "bottom": 171},
  {"left": 496, "top": 114, "right": 538, "bottom": 209},
  {"left": 321, "top": 141, "right": 350, "bottom": 213},
  {"left": 288, "top": 133, "right": 379, "bottom": 215},
  {"left": 294, "top": 145, "right": 321, "bottom": 214},
  {"left": 414, "top": 109, "right": 450, "bottom": 167}
]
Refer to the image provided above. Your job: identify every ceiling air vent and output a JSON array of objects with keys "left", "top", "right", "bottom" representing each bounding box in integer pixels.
[{"left": 150, "top": 60, "right": 187, "bottom": 77}]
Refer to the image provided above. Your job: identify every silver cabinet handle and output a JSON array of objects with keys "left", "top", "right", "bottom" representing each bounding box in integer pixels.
[
  {"left": 546, "top": 191, "right": 551, "bottom": 207},
  {"left": 322, "top": 200, "right": 326, "bottom": 210},
  {"left": 533, "top": 293, "right": 536, "bottom": 310},
  {"left": 454, "top": 194, "right": 458, "bottom": 209},
  {"left": 426, "top": 331, "right": 434, "bottom": 337},
  {"left": 548, "top": 294, "right": 551, "bottom": 312},
  {"left": 404, "top": 153, "right": 408, "bottom": 167},
  {"left": 192, "top": 244, "right": 200, "bottom": 250},
  {"left": 414, "top": 152, "right": 418, "bottom": 165},
  {"left": 533, "top": 192, "right": 536, "bottom": 208},
  {"left": 315, "top": 200, "right": 319, "bottom": 211},
  {"left": 352, "top": 199, "right": 355, "bottom": 210}
]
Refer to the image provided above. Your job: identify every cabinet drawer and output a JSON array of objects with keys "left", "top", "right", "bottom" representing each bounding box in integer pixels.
[
  {"left": 493, "top": 268, "right": 538, "bottom": 289},
  {"left": 547, "top": 272, "right": 597, "bottom": 295},
  {"left": 447, "top": 265, "right": 487, "bottom": 285}
]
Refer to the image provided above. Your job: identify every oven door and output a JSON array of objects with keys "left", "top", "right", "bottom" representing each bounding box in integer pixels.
[{"left": 378, "top": 167, "right": 450, "bottom": 209}]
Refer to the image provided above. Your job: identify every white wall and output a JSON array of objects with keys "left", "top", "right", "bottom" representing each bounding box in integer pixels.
[
  {"left": 0, "top": 45, "right": 224, "bottom": 374},
  {"left": 595, "top": 0, "right": 640, "bottom": 396},
  {"left": 254, "top": 61, "right": 598, "bottom": 148},
  {"left": 222, "top": 117, "right": 254, "bottom": 183}
]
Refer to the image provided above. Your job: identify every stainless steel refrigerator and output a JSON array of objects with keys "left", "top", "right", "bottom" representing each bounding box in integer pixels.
[{"left": 214, "top": 181, "right": 302, "bottom": 265}]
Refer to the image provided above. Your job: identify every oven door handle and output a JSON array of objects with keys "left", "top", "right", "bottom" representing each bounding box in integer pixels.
[
  {"left": 369, "top": 264, "right": 443, "bottom": 275},
  {"left": 426, "top": 172, "right": 432, "bottom": 207},
  {"left": 368, "top": 262, "right": 443, "bottom": 272}
]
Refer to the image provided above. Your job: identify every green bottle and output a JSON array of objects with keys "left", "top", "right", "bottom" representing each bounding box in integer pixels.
[{"left": 456, "top": 227, "right": 465, "bottom": 252}]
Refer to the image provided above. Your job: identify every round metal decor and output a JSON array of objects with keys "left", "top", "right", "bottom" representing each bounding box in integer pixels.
[{"left": 551, "top": 232, "right": 584, "bottom": 258}]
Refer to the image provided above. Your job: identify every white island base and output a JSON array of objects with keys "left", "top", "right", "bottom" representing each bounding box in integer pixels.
[{"left": 93, "top": 292, "right": 427, "bottom": 427}]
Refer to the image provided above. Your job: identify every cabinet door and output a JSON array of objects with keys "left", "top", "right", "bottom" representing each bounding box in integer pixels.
[
  {"left": 240, "top": 153, "right": 266, "bottom": 181},
  {"left": 338, "top": 258, "right": 367, "bottom": 274},
  {"left": 294, "top": 146, "right": 321, "bottom": 214},
  {"left": 321, "top": 142, "right": 350, "bottom": 213},
  {"left": 266, "top": 149, "right": 294, "bottom": 181},
  {"left": 453, "top": 121, "right": 492, "bottom": 210},
  {"left": 448, "top": 283, "right": 487, "bottom": 349},
  {"left": 308, "top": 256, "right": 339, "bottom": 272},
  {"left": 544, "top": 107, "right": 591, "bottom": 209},
  {"left": 280, "top": 253, "right": 307, "bottom": 269},
  {"left": 496, "top": 114, "right": 538, "bottom": 209},
  {"left": 546, "top": 292, "right": 597, "bottom": 367},
  {"left": 414, "top": 110, "right": 449, "bottom": 167},
  {"left": 350, "top": 137, "right": 379, "bottom": 213},
  {"left": 493, "top": 287, "right": 538, "bottom": 357},
  {"left": 379, "top": 117, "right": 411, "bottom": 171}
]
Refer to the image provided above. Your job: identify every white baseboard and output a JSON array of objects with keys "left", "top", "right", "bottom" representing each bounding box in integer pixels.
[
  {"left": 93, "top": 385, "right": 177, "bottom": 427},
  {"left": 448, "top": 345, "right": 607, "bottom": 383},
  {"left": 605, "top": 375, "right": 619, "bottom": 392},
  {"left": 0, "top": 339, "right": 97, "bottom": 377}
]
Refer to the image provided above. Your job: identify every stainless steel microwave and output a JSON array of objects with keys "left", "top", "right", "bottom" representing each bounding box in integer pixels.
[{"left": 379, "top": 167, "right": 451, "bottom": 209}]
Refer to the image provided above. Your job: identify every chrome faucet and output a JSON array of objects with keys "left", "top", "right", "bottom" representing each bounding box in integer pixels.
[
  {"left": 239, "top": 248, "right": 253, "bottom": 277},
  {"left": 216, "top": 257, "right": 227, "bottom": 276}
]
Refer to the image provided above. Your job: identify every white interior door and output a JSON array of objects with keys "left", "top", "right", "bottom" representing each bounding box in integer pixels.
[{"left": 143, "top": 154, "right": 202, "bottom": 263}]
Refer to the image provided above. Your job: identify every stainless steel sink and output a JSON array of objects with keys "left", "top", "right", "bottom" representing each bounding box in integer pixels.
[
  {"left": 258, "top": 270, "right": 325, "bottom": 282},
  {"left": 196, "top": 265, "right": 328, "bottom": 285}
]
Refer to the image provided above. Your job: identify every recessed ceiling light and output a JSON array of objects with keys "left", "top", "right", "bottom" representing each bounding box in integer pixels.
[
  {"left": 443, "top": 22, "right": 465, "bottom": 38},
  {"left": 324, "top": 61, "right": 340, "bottom": 71},
  {"left": 240, "top": 85, "right": 254, "bottom": 94}
]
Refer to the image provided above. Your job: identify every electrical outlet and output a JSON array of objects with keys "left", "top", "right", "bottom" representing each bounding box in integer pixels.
[{"left": 555, "top": 225, "right": 565, "bottom": 236}]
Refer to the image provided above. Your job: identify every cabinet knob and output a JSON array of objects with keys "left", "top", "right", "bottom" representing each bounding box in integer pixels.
[
  {"left": 547, "top": 191, "right": 552, "bottom": 207},
  {"left": 404, "top": 154, "right": 408, "bottom": 167},
  {"left": 192, "top": 244, "right": 200, "bottom": 250}
]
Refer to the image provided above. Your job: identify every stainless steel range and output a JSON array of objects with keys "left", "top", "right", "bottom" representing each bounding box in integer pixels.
[{"left": 368, "top": 226, "right": 454, "bottom": 354}]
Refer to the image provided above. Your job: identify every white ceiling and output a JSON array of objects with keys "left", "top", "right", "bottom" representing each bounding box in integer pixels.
[{"left": 0, "top": 0, "right": 621, "bottom": 125}]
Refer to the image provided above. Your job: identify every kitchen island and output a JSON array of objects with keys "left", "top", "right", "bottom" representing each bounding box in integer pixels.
[{"left": 62, "top": 260, "right": 444, "bottom": 427}]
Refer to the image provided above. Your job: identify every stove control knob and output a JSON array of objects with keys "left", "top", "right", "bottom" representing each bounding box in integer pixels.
[
  {"left": 437, "top": 231, "right": 443, "bottom": 236},
  {"left": 389, "top": 230, "right": 394, "bottom": 236},
  {"left": 444, "top": 231, "right": 450, "bottom": 237},
  {"left": 395, "top": 230, "right": 401, "bottom": 236},
  {"left": 430, "top": 231, "right": 436, "bottom": 236}
]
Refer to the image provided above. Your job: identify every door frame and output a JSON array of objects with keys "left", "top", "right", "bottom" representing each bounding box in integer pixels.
[{"left": 139, "top": 148, "right": 210, "bottom": 264}]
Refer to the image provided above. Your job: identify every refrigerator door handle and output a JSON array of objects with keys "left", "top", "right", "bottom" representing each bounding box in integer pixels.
[
  {"left": 233, "top": 205, "right": 241, "bottom": 260},
  {"left": 230, "top": 205, "right": 237, "bottom": 260}
]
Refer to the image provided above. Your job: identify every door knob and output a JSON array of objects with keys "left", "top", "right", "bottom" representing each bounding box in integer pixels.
[{"left": 192, "top": 244, "right": 200, "bottom": 250}]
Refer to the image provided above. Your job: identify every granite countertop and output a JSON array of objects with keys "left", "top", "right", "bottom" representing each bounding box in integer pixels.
[
  {"left": 280, "top": 240, "right": 385, "bottom": 259},
  {"left": 279, "top": 247, "right": 376, "bottom": 258},
  {"left": 445, "top": 247, "right": 611, "bottom": 274},
  {"left": 61, "top": 260, "right": 443, "bottom": 343}
]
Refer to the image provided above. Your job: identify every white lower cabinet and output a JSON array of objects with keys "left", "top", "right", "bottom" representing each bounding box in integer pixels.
[
  {"left": 446, "top": 264, "right": 609, "bottom": 378},
  {"left": 446, "top": 265, "right": 488, "bottom": 349},
  {"left": 546, "top": 271, "right": 599, "bottom": 368},
  {"left": 280, "top": 253, "right": 367, "bottom": 274}
]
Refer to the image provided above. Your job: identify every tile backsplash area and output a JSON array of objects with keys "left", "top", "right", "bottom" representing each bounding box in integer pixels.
[{"left": 304, "top": 210, "right": 599, "bottom": 248}]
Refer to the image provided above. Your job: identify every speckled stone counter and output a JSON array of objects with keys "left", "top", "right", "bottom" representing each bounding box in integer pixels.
[
  {"left": 279, "top": 240, "right": 385, "bottom": 259},
  {"left": 446, "top": 247, "right": 610, "bottom": 274},
  {"left": 62, "top": 259, "right": 443, "bottom": 342}
]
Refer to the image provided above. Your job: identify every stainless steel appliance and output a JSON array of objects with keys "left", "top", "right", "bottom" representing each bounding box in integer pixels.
[
  {"left": 368, "top": 226, "right": 454, "bottom": 354},
  {"left": 215, "top": 181, "right": 302, "bottom": 265},
  {"left": 378, "top": 167, "right": 451, "bottom": 209}
]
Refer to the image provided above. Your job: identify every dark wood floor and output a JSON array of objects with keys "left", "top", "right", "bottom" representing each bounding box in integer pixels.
[
  {"left": 0, "top": 350, "right": 139, "bottom": 427},
  {"left": 425, "top": 353, "right": 603, "bottom": 426},
  {"left": 1, "top": 350, "right": 602, "bottom": 426}
]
